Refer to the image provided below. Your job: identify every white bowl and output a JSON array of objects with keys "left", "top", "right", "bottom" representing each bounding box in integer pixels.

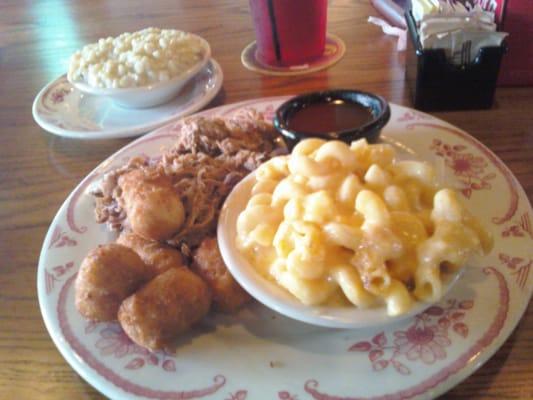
[
  {"left": 217, "top": 172, "right": 463, "bottom": 329},
  {"left": 68, "top": 34, "right": 211, "bottom": 109}
]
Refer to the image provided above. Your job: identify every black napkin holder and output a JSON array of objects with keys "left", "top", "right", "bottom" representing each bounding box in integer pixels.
[{"left": 405, "top": 10, "right": 506, "bottom": 111}]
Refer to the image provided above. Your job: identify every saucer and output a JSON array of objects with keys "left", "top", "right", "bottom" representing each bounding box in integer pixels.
[
  {"left": 241, "top": 33, "right": 345, "bottom": 76},
  {"left": 32, "top": 59, "right": 223, "bottom": 140}
]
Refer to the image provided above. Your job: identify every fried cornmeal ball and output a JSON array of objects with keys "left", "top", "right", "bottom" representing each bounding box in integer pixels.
[
  {"left": 118, "top": 169, "right": 185, "bottom": 241},
  {"left": 192, "top": 237, "right": 252, "bottom": 313},
  {"left": 75, "top": 243, "right": 151, "bottom": 322},
  {"left": 117, "top": 231, "right": 185, "bottom": 277},
  {"left": 118, "top": 268, "right": 211, "bottom": 351}
]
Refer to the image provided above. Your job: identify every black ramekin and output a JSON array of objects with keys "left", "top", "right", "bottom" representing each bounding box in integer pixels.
[{"left": 273, "top": 89, "right": 391, "bottom": 150}]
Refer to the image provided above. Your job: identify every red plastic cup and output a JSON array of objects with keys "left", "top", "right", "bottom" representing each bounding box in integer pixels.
[{"left": 249, "top": 0, "right": 328, "bottom": 66}]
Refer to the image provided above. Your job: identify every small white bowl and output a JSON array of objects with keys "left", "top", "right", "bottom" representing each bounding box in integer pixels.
[
  {"left": 68, "top": 34, "right": 211, "bottom": 109},
  {"left": 217, "top": 172, "right": 463, "bottom": 329}
]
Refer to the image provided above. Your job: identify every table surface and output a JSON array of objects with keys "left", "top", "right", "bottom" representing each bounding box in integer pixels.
[{"left": 1, "top": 0, "right": 531, "bottom": 399}]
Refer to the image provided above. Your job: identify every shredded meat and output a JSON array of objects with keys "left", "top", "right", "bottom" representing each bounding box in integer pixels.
[
  {"left": 91, "top": 108, "right": 283, "bottom": 251},
  {"left": 170, "top": 108, "right": 279, "bottom": 157}
]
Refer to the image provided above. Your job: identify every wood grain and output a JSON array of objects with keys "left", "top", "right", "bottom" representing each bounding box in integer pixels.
[{"left": 0, "top": 0, "right": 531, "bottom": 399}]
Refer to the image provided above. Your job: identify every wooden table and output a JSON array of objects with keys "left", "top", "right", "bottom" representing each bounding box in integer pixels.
[{"left": 1, "top": 0, "right": 531, "bottom": 398}]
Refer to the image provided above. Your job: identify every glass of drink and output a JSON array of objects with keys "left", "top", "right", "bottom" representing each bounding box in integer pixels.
[{"left": 249, "top": 0, "right": 328, "bottom": 66}]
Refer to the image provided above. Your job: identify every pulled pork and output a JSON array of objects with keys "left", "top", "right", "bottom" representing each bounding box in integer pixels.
[{"left": 90, "top": 108, "right": 282, "bottom": 252}]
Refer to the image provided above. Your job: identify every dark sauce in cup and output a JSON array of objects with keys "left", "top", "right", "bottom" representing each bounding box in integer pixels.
[
  {"left": 274, "top": 90, "right": 391, "bottom": 150},
  {"left": 286, "top": 101, "right": 374, "bottom": 137}
]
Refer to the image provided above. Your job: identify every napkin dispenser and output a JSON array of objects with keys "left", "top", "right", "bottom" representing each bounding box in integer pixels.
[{"left": 405, "top": 10, "right": 507, "bottom": 111}]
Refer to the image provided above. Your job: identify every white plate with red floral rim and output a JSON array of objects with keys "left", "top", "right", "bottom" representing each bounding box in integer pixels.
[
  {"left": 32, "top": 59, "right": 223, "bottom": 140},
  {"left": 38, "top": 96, "right": 533, "bottom": 400}
]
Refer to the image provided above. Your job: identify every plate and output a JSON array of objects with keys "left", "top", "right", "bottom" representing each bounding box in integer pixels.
[
  {"left": 217, "top": 173, "right": 464, "bottom": 329},
  {"left": 38, "top": 97, "right": 533, "bottom": 400},
  {"left": 32, "top": 59, "right": 223, "bottom": 140}
]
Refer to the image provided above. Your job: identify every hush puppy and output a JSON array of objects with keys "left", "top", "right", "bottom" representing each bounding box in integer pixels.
[
  {"left": 118, "top": 169, "right": 185, "bottom": 241},
  {"left": 117, "top": 231, "right": 185, "bottom": 277},
  {"left": 118, "top": 268, "right": 211, "bottom": 351},
  {"left": 192, "top": 237, "right": 252, "bottom": 313},
  {"left": 75, "top": 243, "right": 151, "bottom": 321}
]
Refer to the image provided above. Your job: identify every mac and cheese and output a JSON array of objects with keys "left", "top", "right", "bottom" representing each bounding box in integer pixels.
[{"left": 236, "top": 138, "right": 492, "bottom": 316}]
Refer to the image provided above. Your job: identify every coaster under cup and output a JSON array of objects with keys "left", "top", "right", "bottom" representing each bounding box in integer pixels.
[{"left": 241, "top": 33, "right": 345, "bottom": 76}]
